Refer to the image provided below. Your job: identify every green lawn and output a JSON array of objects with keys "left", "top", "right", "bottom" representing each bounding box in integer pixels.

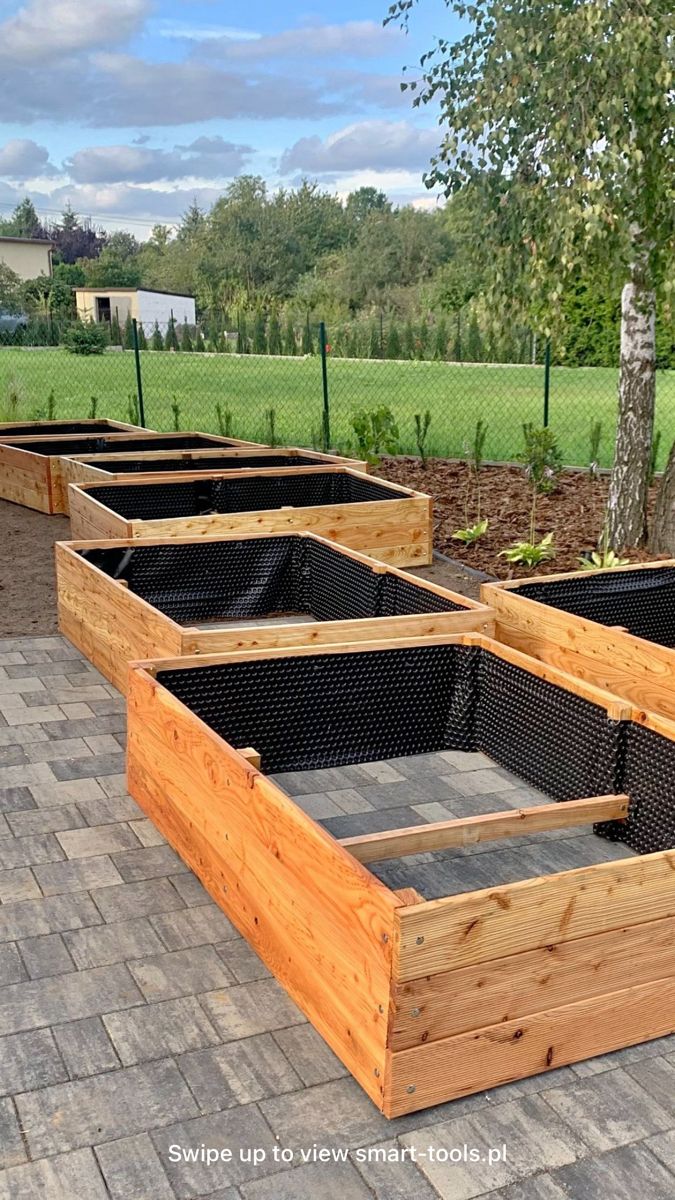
[{"left": 1, "top": 346, "right": 673, "bottom": 467}]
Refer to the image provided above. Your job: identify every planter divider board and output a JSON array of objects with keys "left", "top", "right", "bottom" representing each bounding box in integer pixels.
[
  {"left": 56, "top": 531, "right": 493, "bottom": 691},
  {"left": 0, "top": 431, "right": 261, "bottom": 513},
  {"left": 482, "top": 559, "right": 675, "bottom": 721},
  {"left": 68, "top": 468, "right": 434, "bottom": 566},
  {"left": 0, "top": 419, "right": 147, "bottom": 436},
  {"left": 126, "top": 631, "right": 675, "bottom": 1117}
]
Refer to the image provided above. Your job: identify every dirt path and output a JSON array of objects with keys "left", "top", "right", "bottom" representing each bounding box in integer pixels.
[{"left": 0, "top": 499, "right": 70, "bottom": 635}]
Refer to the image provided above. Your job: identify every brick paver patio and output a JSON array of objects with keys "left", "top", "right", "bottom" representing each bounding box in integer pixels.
[{"left": 0, "top": 634, "right": 674, "bottom": 1199}]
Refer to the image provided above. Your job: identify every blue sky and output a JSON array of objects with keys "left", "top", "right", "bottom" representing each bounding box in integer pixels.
[{"left": 0, "top": 0, "right": 465, "bottom": 234}]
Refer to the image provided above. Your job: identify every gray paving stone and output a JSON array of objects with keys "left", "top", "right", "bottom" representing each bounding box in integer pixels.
[
  {"left": 0, "top": 1027, "right": 67, "bottom": 1095},
  {"left": 179, "top": 1034, "right": 302, "bottom": 1112},
  {"left": 241, "top": 1159, "right": 373, "bottom": 1200},
  {"left": 439, "top": 750, "right": 495, "bottom": 772},
  {"left": 6, "top": 803, "right": 86, "bottom": 837},
  {"left": 152, "top": 904, "right": 238, "bottom": 951},
  {"left": 91, "top": 877, "right": 185, "bottom": 921},
  {"left": 99, "top": 773, "right": 131, "bottom": 796},
  {"left": 646, "top": 1128, "right": 675, "bottom": 1173},
  {"left": 0, "top": 677, "right": 45, "bottom": 696},
  {"left": 0, "top": 1095, "right": 25, "bottom": 1168},
  {"left": 152, "top": 1105, "right": 281, "bottom": 1195},
  {"left": 0, "top": 893, "right": 101, "bottom": 942},
  {"left": 0, "top": 867, "right": 39, "bottom": 902},
  {"left": 0, "top": 786, "right": 35, "bottom": 813},
  {"left": 18, "top": 932, "right": 75, "bottom": 978},
  {"left": 16, "top": 1058, "right": 199, "bottom": 1157},
  {"left": 321, "top": 806, "right": 430, "bottom": 840},
  {"left": 0, "top": 944, "right": 25, "bottom": 986},
  {"left": 95, "top": 1132, "right": 175, "bottom": 1200},
  {"left": 489, "top": 1177, "right": 567, "bottom": 1200},
  {"left": 0, "top": 727, "right": 48, "bottom": 748},
  {"left": 351, "top": 1141, "right": 441, "bottom": 1200},
  {"left": 56, "top": 822, "right": 139, "bottom": 859},
  {"left": 88, "top": 697, "right": 127, "bottom": 714},
  {"left": 201, "top": 979, "right": 304, "bottom": 1042},
  {"left": 289, "top": 791, "right": 343, "bottom": 820},
  {"left": 542, "top": 1067, "right": 673, "bottom": 1152},
  {"left": 24, "top": 737, "right": 93, "bottom": 762},
  {"left": 0, "top": 832, "right": 63, "bottom": 869},
  {"left": 45, "top": 715, "right": 126, "bottom": 741},
  {"left": 34, "top": 853, "right": 123, "bottom": 895},
  {"left": 451, "top": 768, "right": 517, "bottom": 796},
  {"left": 112, "top": 844, "right": 186, "bottom": 882},
  {"left": 0, "top": 1148, "right": 109, "bottom": 1198},
  {"left": 53, "top": 1016, "right": 120, "bottom": 1079},
  {"left": 84, "top": 733, "right": 123, "bottom": 754},
  {"left": 3, "top": 705, "right": 65, "bottom": 727},
  {"left": 260, "top": 1077, "right": 392, "bottom": 1150},
  {"left": 57, "top": 703, "right": 96, "bottom": 720},
  {"left": 51, "top": 752, "right": 127, "bottom": 780},
  {"left": 625, "top": 1052, "right": 675, "bottom": 1110},
  {"left": 0, "top": 962, "right": 142, "bottom": 1036},
  {"left": 273, "top": 1025, "right": 347, "bottom": 1087},
  {"left": 78, "top": 793, "right": 142, "bottom": 826},
  {"left": 129, "top": 945, "right": 234, "bottom": 1001},
  {"left": 216, "top": 939, "right": 271, "bottom": 983},
  {"left": 552, "top": 1142, "right": 675, "bottom": 1199},
  {"left": 29, "top": 776, "right": 106, "bottom": 808},
  {"left": 103, "top": 997, "right": 220, "bottom": 1065},
  {"left": 64, "top": 916, "right": 166, "bottom": 969},
  {"left": 4, "top": 658, "right": 90, "bottom": 678},
  {"left": 0, "top": 746, "right": 27, "bottom": 767},
  {"left": 129, "top": 818, "right": 165, "bottom": 847},
  {"left": 400, "top": 1094, "right": 587, "bottom": 1199},
  {"left": 169, "top": 872, "right": 210, "bottom": 905}
]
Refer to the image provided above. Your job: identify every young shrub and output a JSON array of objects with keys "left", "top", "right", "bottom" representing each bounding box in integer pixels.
[
  {"left": 301, "top": 317, "right": 314, "bottom": 355},
  {"left": 403, "top": 319, "right": 415, "bottom": 359},
  {"left": 283, "top": 315, "right": 297, "bottom": 356},
  {"left": 151, "top": 321, "right": 163, "bottom": 350},
  {"left": 434, "top": 317, "right": 448, "bottom": 360},
  {"left": 88, "top": 395, "right": 98, "bottom": 420},
  {"left": 164, "top": 318, "right": 179, "bottom": 352},
  {"left": 2, "top": 378, "right": 21, "bottom": 422},
  {"left": 110, "top": 311, "right": 122, "bottom": 346},
  {"left": 171, "top": 398, "right": 181, "bottom": 430},
  {"left": 268, "top": 312, "right": 282, "bottom": 356},
  {"left": 414, "top": 410, "right": 432, "bottom": 465},
  {"left": 369, "top": 322, "right": 381, "bottom": 359},
  {"left": 64, "top": 321, "right": 107, "bottom": 355},
  {"left": 350, "top": 407, "right": 400, "bottom": 466},
  {"left": 387, "top": 321, "right": 402, "bottom": 359},
  {"left": 252, "top": 310, "right": 267, "bottom": 355},
  {"left": 519, "top": 423, "right": 564, "bottom": 494},
  {"left": 265, "top": 407, "right": 277, "bottom": 446},
  {"left": 180, "top": 322, "right": 193, "bottom": 352},
  {"left": 236, "top": 313, "right": 250, "bottom": 355},
  {"left": 215, "top": 403, "right": 234, "bottom": 438},
  {"left": 46, "top": 389, "right": 56, "bottom": 420},
  {"left": 127, "top": 394, "right": 140, "bottom": 426},
  {"left": 416, "top": 317, "right": 429, "bottom": 359},
  {"left": 137, "top": 322, "right": 147, "bottom": 350},
  {"left": 123, "top": 312, "right": 134, "bottom": 349},
  {"left": 193, "top": 327, "right": 205, "bottom": 352}
]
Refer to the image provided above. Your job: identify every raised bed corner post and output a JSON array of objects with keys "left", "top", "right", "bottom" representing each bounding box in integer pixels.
[
  {"left": 319, "top": 321, "right": 331, "bottom": 452},
  {"left": 543, "top": 338, "right": 551, "bottom": 427},
  {"left": 131, "top": 319, "right": 146, "bottom": 429}
]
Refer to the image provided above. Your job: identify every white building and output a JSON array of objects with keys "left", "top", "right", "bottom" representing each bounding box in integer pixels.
[{"left": 74, "top": 287, "right": 196, "bottom": 329}]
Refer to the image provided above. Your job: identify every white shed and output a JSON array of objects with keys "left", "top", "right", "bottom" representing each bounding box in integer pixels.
[{"left": 74, "top": 287, "right": 196, "bottom": 329}]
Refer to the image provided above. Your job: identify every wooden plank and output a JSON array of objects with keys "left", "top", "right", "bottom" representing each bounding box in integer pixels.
[
  {"left": 482, "top": 558, "right": 675, "bottom": 593},
  {"left": 237, "top": 747, "right": 261, "bottom": 768},
  {"left": 56, "top": 543, "right": 183, "bottom": 691},
  {"left": 341, "top": 795, "right": 629, "bottom": 864},
  {"left": 68, "top": 485, "right": 131, "bottom": 540},
  {"left": 484, "top": 583, "right": 675, "bottom": 722},
  {"left": 395, "top": 847, "right": 675, "bottom": 980},
  {"left": 394, "top": 888, "right": 424, "bottom": 905},
  {"left": 56, "top": 458, "right": 109, "bottom": 512},
  {"left": 67, "top": 447, "right": 369, "bottom": 473},
  {"left": 384, "top": 973, "right": 675, "bottom": 1116},
  {"left": 0, "top": 442, "right": 52, "bottom": 512},
  {"left": 391, "top": 911, "right": 675, "bottom": 1048},
  {"left": 126, "top": 667, "right": 400, "bottom": 1108}
]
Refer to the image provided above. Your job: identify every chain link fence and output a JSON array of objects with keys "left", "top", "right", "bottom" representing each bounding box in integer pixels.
[{"left": 0, "top": 317, "right": 673, "bottom": 469}]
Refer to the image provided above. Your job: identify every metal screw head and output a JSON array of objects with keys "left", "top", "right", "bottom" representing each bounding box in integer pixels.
[
  {"left": 378, "top": 1004, "right": 384, "bottom": 1014},
  {"left": 406, "top": 1085, "right": 416, "bottom": 1094},
  {"left": 416, "top": 935, "right": 425, "bottom": 945},
  {"left": 381, "top": 933, "right": 389, "bottom": 944},
  {"left": 373, "top": 1067, "right": 380, "bottom": 1077},
  {"left": 410, "top": 1007, "right": 421, "bottom": 1018}
]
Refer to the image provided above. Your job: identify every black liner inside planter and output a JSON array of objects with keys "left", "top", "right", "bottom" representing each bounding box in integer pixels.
[
  {"left": 0, "top": 421, "right": 133, "bottom": 436},
  {"left": 155, "top": 642, "right": 672, "bottom": 855},
  {"left": 518, "top": 567, "right": 675, "bottom": 648},
  {"left": 80, "top": 536, "right": 462, "bottom": 624},
  {"left": 84, "top": 454, "right": 338, "bottom": 474},
  {"left": 86, "top": 472, "right": 398, "bottom": 520},
  {"left": 5, "top": 435, "right": 239, "bottom": 456}
]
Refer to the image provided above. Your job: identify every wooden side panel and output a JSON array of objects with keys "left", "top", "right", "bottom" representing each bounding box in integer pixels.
[
  {"left": 131, "top": 495, "right": 433, "bottom": 567},
  {"left": 68, "top": 486, "right": 131, "bottom": 540},
  {"left": 391, "top": 911, "right": 675, "bottom": 1048},
  {"left": 54, "top": 458, "right": 109, "bottom": 513},
  {"left": 126, "top": 669, "right": 398, "bottom": 1107},
  {"left": 395, "top": 849, "right": 675, "bottom": 979},
  {"left": 384, "top": 972, "right": 675, "bottom": 1116},
  {"left": 56, "top": 544, "right": 183, "bottom": 692},
  {"left": 0, "top": 444, "right": 52, "bottom": 512},
  {"left": 485, "top": 584, "right": 675, "bottom": 721}
]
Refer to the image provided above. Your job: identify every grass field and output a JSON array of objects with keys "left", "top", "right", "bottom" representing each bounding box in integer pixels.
[{"left": 1, "top": 346, "right": 673, "bottom": 467}]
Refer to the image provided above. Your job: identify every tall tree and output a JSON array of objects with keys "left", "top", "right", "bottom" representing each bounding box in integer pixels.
[{"left": 391, "top": 0, "right": 675, "bottom": 549}]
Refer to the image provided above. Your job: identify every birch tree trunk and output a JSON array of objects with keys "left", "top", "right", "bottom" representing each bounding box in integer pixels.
[
  {"left": 650, "top": 439, "right": 675, "bottom": 554},
  {"left": 606, "top": 278, "right": 656, "bottom": 549}
]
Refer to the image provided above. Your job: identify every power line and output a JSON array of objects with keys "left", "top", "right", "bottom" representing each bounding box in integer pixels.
[{"left": 0, "top": 198, "right": 183, "bottom": 231}]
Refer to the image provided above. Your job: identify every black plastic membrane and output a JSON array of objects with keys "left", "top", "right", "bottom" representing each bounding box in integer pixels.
[
  {"left": 5, "top": 435, "right": 238, "bottom": 456},
  {"left": 518, "top": 567, "right": 675, "bottom": 648},
  {"left": 89, "top": 454, "right": 335, "bottom": 475}
]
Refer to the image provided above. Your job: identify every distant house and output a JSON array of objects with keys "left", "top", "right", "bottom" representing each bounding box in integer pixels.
[
  {"left": 0, "top": 236, "right": 53, "bottom": 282},
  {"left": 74, "top": 287, "right": 196, "bottom": 329}
]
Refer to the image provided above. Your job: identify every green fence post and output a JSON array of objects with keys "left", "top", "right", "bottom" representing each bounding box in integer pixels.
[
  {"left": 319, "top": 321, "right": 331, "bottom": 451},
  {"left": 132, "top": 318, "right": 146, "bottom": 428},
  {"left": 543, "top": 338, "right": 551, "bottom": 427}
]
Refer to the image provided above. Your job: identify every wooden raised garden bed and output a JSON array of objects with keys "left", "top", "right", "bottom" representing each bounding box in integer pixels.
[
  {"left": 58, "top": 447, "right": 367, "bottom": 512},
  {"left": 56, "top": 531, "right": 492, "bottom": 691},
  {"left": 0, "top": 418, "right": 147, "bottom": 436},
  {"left": 68, "top": 468, "right": 433, "bottom": 566},
  {"left": 483, "top": 560, "right": 675, "bottom": 722},
  {"left": 0, "top": 431, "right": 258, "bottom": 514},
  {"left": 127, "top": 632, "right": 675, "bottom": 1117}
]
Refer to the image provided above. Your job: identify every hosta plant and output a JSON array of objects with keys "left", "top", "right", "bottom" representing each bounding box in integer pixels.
[
  {"left": 452, "top": 518, "right": 489, "bottom": 545},
  {"left": 499, "top": 532, "right": 555, "bottom": 568}
]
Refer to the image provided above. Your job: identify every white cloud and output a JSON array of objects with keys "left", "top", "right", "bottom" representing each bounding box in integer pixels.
[
  {"left": 0, "top": 138, "right": 55, "bottom": 178},
  {"left": 281, "top": 121, "right": 439, "bottom": 174},
  {"left": 66, "top": 137, "right": 253, "bottom": 184},
  {"left": 0, "top": 0, "right": 149, "bottom": 63},
  {"left": 155, "top": 20, "right": 260, "bottom": 43},
  {"left": 201, "top": 20, "right": 400, "bottom": 62}
]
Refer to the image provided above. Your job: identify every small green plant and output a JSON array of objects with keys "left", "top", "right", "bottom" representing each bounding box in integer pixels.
[
  {"left": 64, "top": 321, "right": 107, "bottom": 356},
  {"left": 350, "top": 406, "right": 400, "bottom": 465},
  {"left": 452, "top": 518, "right": 489, "bottom": 545},
  {"left": 165, "top": 318, "right": 179, "bottom": 352},
  {"left": 136, "top": 322, "right": 147, "bottom": 350},
  {"left": 2, "top": 378, "right": 20, "bottom": 422},
  {"left": 499, "top": 532, "right": 555, "bottom": 567},
  {"left": 46, "top": 389, "right": 56, "bottom": 420},
  {"left": 127, "top": 394, "right": 139, "bottom": 425},
  {"left": 151, "top": 322, "right": 163, "bottom": 351},
  {"left": 519, "top": 424, "right": 563, "bottom": 494},
  {"left": 171, "top": 398, "right": 181, "bottom": 430},
  {"left": 649, "top": 429, "right": 662, "bottom": 486},
  {"left": 579, "top": 548, "right": 631, "bottom": 571},
  {"left": 265, "top": 407, "right": 277, "bottom": 446},
  {"left": 88, "top": 395, "right": 98, "bottom": 420},
  {"left": 215, "top": 403, "right": 234, "bottom": 438},
  {"left": 180, "top": 321, "right": 193, "bottom": 352},
  {"left": 588, "top": 421, "right": 602, "bottom": 479},
  {"left": 414, "top": 410, "right": 432, "bottom": 465}
]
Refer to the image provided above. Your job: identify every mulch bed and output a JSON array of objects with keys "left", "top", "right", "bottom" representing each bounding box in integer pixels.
[{"left": 376, "top": 457, "right": 660, "bottom": 579}]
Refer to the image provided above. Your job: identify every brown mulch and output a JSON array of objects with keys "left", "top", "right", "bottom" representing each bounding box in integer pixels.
[{"left": 376, "top": 457, "right": 660, "bottom": 579}]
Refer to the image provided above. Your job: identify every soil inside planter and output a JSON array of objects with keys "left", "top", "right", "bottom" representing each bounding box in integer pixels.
[{"left": 376, "top": 457, "right": 661, "bottom": 578}]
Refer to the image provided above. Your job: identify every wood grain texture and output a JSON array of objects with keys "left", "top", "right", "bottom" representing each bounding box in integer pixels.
[
  {"left": 0, "top": 443, "right": 52, "bottom": 511},
  {"left": 127, "top": 667, "right": 399, "bottom": 1107},
  {"left": 68, "top": 485, "right": 131, "bottom": 540}
]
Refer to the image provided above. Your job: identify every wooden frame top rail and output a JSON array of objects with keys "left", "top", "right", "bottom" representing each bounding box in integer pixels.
[
  {"left": 71, "top": 465, "right": 430, "bottom": 499},
  {"left": 340, "top": 795, "right": 629, "bottom": 863}
]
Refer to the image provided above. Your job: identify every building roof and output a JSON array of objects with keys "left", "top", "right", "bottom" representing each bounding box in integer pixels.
[
  {"left": 0, "top": 236, "right": 54, "bottom": 249},
  {"left": 74, "top": 286, "right": 195, "bottom": 299}
]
